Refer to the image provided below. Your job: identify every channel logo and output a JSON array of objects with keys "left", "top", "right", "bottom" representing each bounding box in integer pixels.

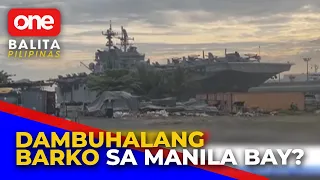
[
  {"left": 7, "top": 8, "right": 61, "bottom": 59},
  {"left": 7, "top": 8, "right": 61, "bottom": 37}
]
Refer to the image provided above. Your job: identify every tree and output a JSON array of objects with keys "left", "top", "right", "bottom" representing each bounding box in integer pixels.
[
  {"left": 289, "top": 75, "right": 296, "bottom": 82},
  {"left": 86, "top": 66, "right": 192, "bottom": 99},
  {"left": 135, "top": 64, "right": 166, "bottom": 98},
  {"left": 0, "top": 70, "right": 13, "bottom": 84},
  {"left": 87, "top": 69, "right": 141, "bottom": 96},
  {"left": 163, "top": 67, "right": 201, "bottom": 100}
]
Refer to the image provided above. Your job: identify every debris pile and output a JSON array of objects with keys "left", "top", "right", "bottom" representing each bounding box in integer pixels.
[
  {"left": 139, "top": 98, "right": 219, "bottom": 117},
  {"left": 234, "top": 111, "right": 255, "bottom": 117},
  {"left": 74, "top": 91, "right": 304, "bottom": 118},
  {"left": 233, "top": 108, "right": 278, "bottom": 117},
  {"left": 113, "top": 111, "right": 131, "bottom": 118},
  {"left": 270, "top": 111, "right": 278, "bottom": 116},
  {"left": 145, "top": 110, "right": 169, "bottom": 117},
  {"left": 171, "top": 112, "right": 209, "bottom": 117}
]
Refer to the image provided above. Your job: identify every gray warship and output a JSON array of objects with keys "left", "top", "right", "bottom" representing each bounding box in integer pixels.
[{"left": 87, "top": 22, "right": 293, "bottom": 93}]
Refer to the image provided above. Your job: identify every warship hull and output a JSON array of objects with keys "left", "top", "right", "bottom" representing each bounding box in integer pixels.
[
  {"left": 184, "top": 62, "right": 292, "bottom": 93},
  {"left": 198, "top": 71, "right": 279, "bottom": 92},
  {"left": 89, "top": 23, "right": 294, "bottom": 94}
]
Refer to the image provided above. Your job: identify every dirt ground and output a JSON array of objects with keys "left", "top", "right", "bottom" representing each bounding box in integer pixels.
[
  {"left": 78, "top": 114, "right": 320, "bottom": 179},
  {"left": 78, "top": 114, "right": 320, "bottom": 144}
]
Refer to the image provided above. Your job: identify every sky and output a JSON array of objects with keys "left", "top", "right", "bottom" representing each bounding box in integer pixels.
[{"left": 0, "top": 0, "right": 319, "bottom": 80}]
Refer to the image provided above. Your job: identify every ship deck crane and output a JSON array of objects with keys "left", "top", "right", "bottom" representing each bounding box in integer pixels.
[{"left": 80, "top": 61, "right": 93, "bottom": 72}]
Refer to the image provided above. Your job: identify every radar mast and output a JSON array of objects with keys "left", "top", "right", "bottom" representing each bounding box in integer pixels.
[
  {"left": 101, "top": 20, "right": 117, "bottom": 50},
  {"left": 117, "top": 26, "right": 134, "bottom": 52}
]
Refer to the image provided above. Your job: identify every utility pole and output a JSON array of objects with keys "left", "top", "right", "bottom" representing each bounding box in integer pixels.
[
  {"left": 310, "top": 64, "right": 319, "bottom": 81},
  {"left": 279, "top": 73, "right": 281, "bottom": 82},
  {"left": 311, "top": 64, "right": 319, "bottom": 73},
  {"left": 303, "top": 57, "right": 311, "bottom": 81}
]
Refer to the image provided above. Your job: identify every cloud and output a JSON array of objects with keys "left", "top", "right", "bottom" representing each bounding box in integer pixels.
[{"left": 0, "top": 0, "right": 319, "bottom": 80}]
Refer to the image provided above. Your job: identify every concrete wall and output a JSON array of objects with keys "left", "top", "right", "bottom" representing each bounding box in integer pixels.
[
  {"left": 232, "top": 92, "right": 305, "bottom": 111},
  {"left": 196, "top": 92, "right": 305, "bottom": 111}
]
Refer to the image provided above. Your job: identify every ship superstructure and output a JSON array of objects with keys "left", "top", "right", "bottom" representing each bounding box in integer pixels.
[{"left": 88, "top": 21, "right": 145, "bottom": 73}]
